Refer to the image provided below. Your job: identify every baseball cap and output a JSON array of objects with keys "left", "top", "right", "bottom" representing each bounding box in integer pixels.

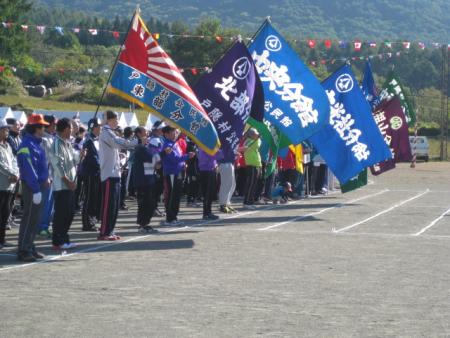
[
  {"left": 88, "top": 118, "right": 101, "bottom": 129},
  {"left": 28, "top": 114, "right": 50, "bottom": 126},
  {"left": 152, "top": 120, "right": 167, "bottom": 130}
]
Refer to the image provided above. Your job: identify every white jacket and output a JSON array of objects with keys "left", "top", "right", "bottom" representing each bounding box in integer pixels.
[{"left": 99, "top": 125, "right": 137, "bottom": 182}]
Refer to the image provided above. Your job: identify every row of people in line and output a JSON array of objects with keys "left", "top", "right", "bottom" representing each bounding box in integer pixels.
[{"left": 0, "top": 111, "right": 328, "bottom": 262}]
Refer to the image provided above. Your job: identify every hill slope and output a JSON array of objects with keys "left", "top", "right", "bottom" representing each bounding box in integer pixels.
[{"left": 36, "top": 0, "right": 449, "bottom": 41}]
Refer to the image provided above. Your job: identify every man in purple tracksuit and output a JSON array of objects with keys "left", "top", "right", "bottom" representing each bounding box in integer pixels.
[{"left": 161, "top": 125, "right": 195, "bottom": 226}]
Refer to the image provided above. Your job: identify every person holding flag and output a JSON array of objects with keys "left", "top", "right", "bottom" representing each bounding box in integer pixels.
[
  {"left": 106, "top": 9, "right": 220, "bottom": 156},
  {"left": 193, "top": 40, "right": 264, "bottom": 214}
]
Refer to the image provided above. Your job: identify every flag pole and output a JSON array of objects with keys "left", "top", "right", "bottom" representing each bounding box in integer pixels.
[{"left": 94, "top": 6, "right": 140, "bottom": 119}]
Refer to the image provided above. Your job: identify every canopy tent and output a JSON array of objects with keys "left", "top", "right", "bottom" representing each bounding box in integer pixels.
[
  {"left": 121, "top": 112, "right": 139, "bottom": 128},
  {"left": 0, "top": 107, "right": 14, "bottom": 121},
  {"left": 12, "top": 111, "right": 28, "bottom": 125},
  {"left": 145, "top": 113, "right": 161, "bottom": 130}
]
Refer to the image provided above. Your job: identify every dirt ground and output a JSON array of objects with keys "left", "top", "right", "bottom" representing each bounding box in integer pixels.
[{"left": 1, "top": 162, "right": 450, "bottom": 337}]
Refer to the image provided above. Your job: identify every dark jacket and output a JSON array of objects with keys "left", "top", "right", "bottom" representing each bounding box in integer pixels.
[
  {"left": 80, "top": 133, "right": 100, "bottom": 177},
  {"left": 132, "top": 144, "right": 160, "bottom": 188}
]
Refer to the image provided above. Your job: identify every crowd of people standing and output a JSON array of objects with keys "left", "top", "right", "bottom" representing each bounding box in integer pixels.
[{"left": 0, "top": 111, "right": 330, "bottom": 262}]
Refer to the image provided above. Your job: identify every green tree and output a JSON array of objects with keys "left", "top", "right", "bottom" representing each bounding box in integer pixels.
[{"left": 0, "top": 0, "right": 32, "bottom": 61}]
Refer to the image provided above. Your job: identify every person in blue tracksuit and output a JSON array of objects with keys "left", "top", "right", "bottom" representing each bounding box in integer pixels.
[{"left": 16, "top": 114, "right": 50, "bottom": 262}]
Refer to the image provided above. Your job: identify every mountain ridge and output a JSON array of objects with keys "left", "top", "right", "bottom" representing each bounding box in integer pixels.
[{"left": 35, "top": 0, "right": 450, "bottom": 42}]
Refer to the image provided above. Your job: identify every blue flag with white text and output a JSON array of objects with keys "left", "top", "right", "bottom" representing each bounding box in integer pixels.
[
  {"left": 362, "top": 60, "right": 380, "bottom": 109},
  {"left": 309, "top": 65, "right": 392, "bottom": 184},
  {"left": 193, "top": 41, "right": 263, "bottom": 156},
  {"left": 248, "top": 21, "right": 330, "bottom": 144}
]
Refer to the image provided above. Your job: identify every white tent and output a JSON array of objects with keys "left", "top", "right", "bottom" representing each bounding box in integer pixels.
[
  {"left": 121, "top": 112, "right": 139, "bottom": 128},
  {"left": 12, "top": 111, "right": 28, "bottom": 125},
  {"left": 117, "top": 112, "right": 127, "bottom": 129},
  {"left": 33, "top": 110, "right": 100, "bottom": 126},
  {"left": 145, "top": 113, "right": 161, "bottom": 130},
  {"left": 0, "top": 107, "right": 14, "bottom": 121}
]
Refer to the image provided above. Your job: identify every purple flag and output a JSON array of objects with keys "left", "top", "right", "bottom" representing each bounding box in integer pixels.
[
  {"left": 193, "top": 41, "right": 263, "bottom": 157},
  {"left": 371, "top": 96, "right": 412, "bottom": 175}
]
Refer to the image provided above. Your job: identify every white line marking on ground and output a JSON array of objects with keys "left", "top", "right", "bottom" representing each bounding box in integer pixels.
[
  {"left": 412, "top": 206, "right": 450, "bottom": 236},
  {"left": 258, "top": 189, "right": 389, "bottom": 231},
  {"left": 0, "top": 196, "right": 312, "bottom": 272},
  {"left": 333, "top": 189, "right": 430, "bottom": 234},
  {"left": 0, "top": 235, "right": 153, "bottom": 272}
]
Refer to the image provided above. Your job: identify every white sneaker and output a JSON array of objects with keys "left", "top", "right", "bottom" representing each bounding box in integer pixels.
[{"left": 60, "top": 243, "right": 77, "bottom": 250}]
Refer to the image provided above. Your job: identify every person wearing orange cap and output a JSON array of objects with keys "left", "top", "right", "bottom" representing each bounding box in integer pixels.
[{"left": 16, "top": 114, "right": 50, "bottom": 262}]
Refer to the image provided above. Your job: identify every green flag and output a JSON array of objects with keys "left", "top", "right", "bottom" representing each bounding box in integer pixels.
[
  {"left": 247, "top": 117, "right": 284, "bottom": 178},
  {"left": 379, "top": 72, "right": 416, "bottom": 126},
  {"left": 341, "top": 168, "right": 368, "bottom": 193}
]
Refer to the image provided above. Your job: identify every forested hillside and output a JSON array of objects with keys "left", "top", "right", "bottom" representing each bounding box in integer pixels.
[{"left": 35, "top": 0, "right": 450, "bottom": 41}]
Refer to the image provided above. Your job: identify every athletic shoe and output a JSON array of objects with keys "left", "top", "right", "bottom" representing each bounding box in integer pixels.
[
  {"left": 97, "top": 235, "right": 118, "bottom": 241},
  {"left": 254, "top": 200, "right": 266, "bottom": 205},
  {"left": 32, "top": 251, "right": 45, "bottom": 259},
  {"left": 154, "top": 208, "right": 165, "bottom": 217},
  {"left": 203, "top": 214, "right": 219, "bottom": 220},
  {"left": 17, "top": 253, "right": 36, "bottom": 262},
  {"left": 163, "top": 220, "right": 184, "bottom": 227},
  {"left": 38, "top": 229, "right": 52, "bottom": 238},
  {"left": 243, "top": 204, "right": 256, "bottom": 210},
  {"left": 1, "top": 241, "right": 14, "bottom": 248},
  {"left": 219, "top": 205, "right": 232, "bottom": 214},
  {"left": 138, "top": 225, "right": 158, "bottom": 234},
  {"left": 226, "top": 205, "right": 238, "bottom": 213},
  {"left": 61, "top": 243, "right": 78, "bottom": 250}
]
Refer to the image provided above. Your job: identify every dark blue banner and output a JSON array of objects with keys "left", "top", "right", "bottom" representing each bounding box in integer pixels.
[{"left": 193, "top": 41, "right": 263, "bottom": 155}]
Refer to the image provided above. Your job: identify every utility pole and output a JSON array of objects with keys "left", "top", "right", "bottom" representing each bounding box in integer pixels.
[{"left": 440, "top": 46, "right": 449, "bottom": 160}]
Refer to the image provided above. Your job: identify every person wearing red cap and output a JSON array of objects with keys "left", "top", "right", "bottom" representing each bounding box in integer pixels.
[{"left": 16, "top": 114, "right": 50, "bottom": 262}]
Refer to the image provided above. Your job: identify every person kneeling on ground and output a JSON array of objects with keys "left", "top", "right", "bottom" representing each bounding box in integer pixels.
[
  {"left": 271, "top": 182, "right": 292, "bottom": 204},
  {"left": 133, "top": 127, "right": 161, "bottom": 233}
]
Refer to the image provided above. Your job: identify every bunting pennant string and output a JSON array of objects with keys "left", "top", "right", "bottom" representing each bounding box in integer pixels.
[
  {"left": 0, "top": 20, "right": 448, "bottom": 49},
  {"left": 0, "top": 51, "right": 411, "bottom": 76}
]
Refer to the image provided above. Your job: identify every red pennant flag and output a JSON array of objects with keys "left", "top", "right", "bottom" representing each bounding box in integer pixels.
[
  {"left": 403, "top": 41, "right": 411, "bottom": 49},
  {"left": 73, "top": 28, "right": 80, "bottom": 34},
  {"left": 190, "top": 68, "right": 198, "bottom": 75},
  {"left": 112, "top": 31, "right": 120, "bottom": 39},
  {"left": 354, "top": 40, "right": 362, "bottom": 51},
  {"left": 88, "top": 29, "right": 98, "bottom": 36},
  {"left": 324, "top": 39, "right": 332, "bottom": 49},
  {"left": 308, "top": 39, "right": 316, "bottom": 49},
  {"left": 418, "top": 42, "right": 426, "bottom": 50},
  {"left": 36, "top": 25, "right": 46, "bottom": 34},
  {"left": 215, "top": 36, "right": 223, "bottom": 43}
]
